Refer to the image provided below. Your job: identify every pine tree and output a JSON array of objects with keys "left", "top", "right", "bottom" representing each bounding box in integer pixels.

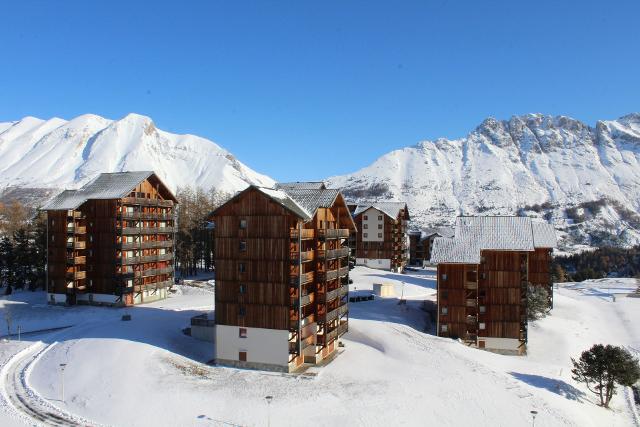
[
  {"left": 0, "top": 236, "right": 16, "bottom": 293},
  {"left": 572, "top": 344, "right": 640, "bottom": 408},
  {"left": 13, "top": 228, "right": 30, "bottom": 290},
  {"left": 527, "top": 284, "right": 550, "bottom": 321}
]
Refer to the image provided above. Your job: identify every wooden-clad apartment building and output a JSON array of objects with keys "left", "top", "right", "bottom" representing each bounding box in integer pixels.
[
  {"left": 42, "top": 172, "right": 177, "bottom": 306},
  {"left": 430, "top": 216, "right": 556, "bottom": 355},
  {"left": 351, "top": 202, "right": 410, "bottom": 272},
  {"left": 209, "top": 182, "right": 355, "bottom": 372}
]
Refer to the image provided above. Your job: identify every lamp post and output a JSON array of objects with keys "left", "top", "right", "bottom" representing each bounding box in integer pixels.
[
  {"left": 265, "top": 395, "right": 273, "bottom": 427},
  {"left": 530, "top": 410, "right": 538, "bottom": 427},
  {"left": 59, "top": 363, "right": 67, "bottom": 403}
]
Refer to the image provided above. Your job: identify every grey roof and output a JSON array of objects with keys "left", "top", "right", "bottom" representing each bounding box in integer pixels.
[
  {"left": 430, "top": 216, "right": 557, "bottom": 264},
  {"left": 353, "top": 202, "right": 408, "bottom": 219},
  {"left": 253, "top": 186, "right": 312, "bottom": 221},
  {"left": 275, "top": 182, "right": 326, "bottom": 190},
  {"left": 421, "top": 226, "right": 455, "bottom": 239},
  {"left": 284, "top": 188, "right": 341, "bottom": 216},
  {"left": 532, "top": 222, "right": 557, "bottom": 248},
  {"left": 42, "top": 171, "right": 156, "bottom": 210}
]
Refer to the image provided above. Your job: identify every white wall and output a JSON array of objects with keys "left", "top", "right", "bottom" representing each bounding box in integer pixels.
[
  {"left": 192, "top": 325, "right": 216, "bottom": 342},
  {"left": 215, "top": 325, "right": 289, "bottom": 367},
  {"left": 361, "top": 207, "right": 384, "bottom": 242},
  {"left": 356, "top": 258, "right": 391, "bottom": 270}
]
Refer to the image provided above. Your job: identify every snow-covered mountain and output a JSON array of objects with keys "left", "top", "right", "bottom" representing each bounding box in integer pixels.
[
  {"left": 0, "top": 113, "right": 274, "bottom": 194},
  {"left": 327, "top": 113, "right": 640, "bottom": 251}
]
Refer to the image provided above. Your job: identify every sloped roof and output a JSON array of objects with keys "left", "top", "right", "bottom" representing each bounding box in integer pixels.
[
  {"left": 430, "top": 216, "right": 557, "bottom": 264},
  {"left": 285, "top": 188, "right": 341, "bottom": 215},
  {"left": 532, "top": 222, "right": 557, "bottom": 248},
  {"left": 353, "top": 202, "right": 408, "bottom": 219},
  {"left": 421, "top": 226, "right": 455, "bottom": 239},
  {"left": 275, "top": 182, "right": 326, "bottom": 190},
  {"left": 253, "top": 186, "right": 312, "bottom": 220},
  {"left": 42, "top": 171, "right": 168, "bottom": 210}
]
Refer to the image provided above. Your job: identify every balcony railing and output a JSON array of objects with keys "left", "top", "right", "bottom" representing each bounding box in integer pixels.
[
  {"left": 66, "top": 270, "right": 86, "bottom": 280},
  {"left": 66, "top": 255, "right": 86, "bottom": 265},
  {"left": 464, "top": 282, "right": 478, "bottom": 290},
  {"left": 118, "top": 211, "right": 174, "bottom": 220},
  {"left": 118, "top": 227, "right": 175, "bottom": 235},
  {"left": 289, "top": 228, "right": 315, "bottom": 240},
  {"left": 121, "top": 197, "right": 174, "bottom": 207},
  {"left": 318, "top": 327, "right": 338, "bottom": 345},
  {"left": 318, "top": 229, "right": 350, "bottom": 240},
  {"left": 466, "top": 299, "right": 476, "bottom": 307},
  {"left": 319, "top": 287, "right": 340, "bottom": 303},
  {"left": 67, "top": 211, "right": 85, "bottom": 219},
  {"left": 339, "top": 284, "right": 349, "bottom": 298},
  {"left": 118, "top": 240, "right": 173, "bottom": 250},
  {"left": 66, "top": 241, "right": 86, "bottom": 250},
  {"left": 290, "top": 250, "right": 314, "bottom": 263},
  {"left": 289, "top": 271, "right": 314, "bottom": 286},
  {"left": 318, "top": 266, "right": 349, "bottom": 282},
  {"left": 317, "top": 247, "right": 350, "bottom": 260},
  {"left": 67, "top": 225, "right": 87, "bottom": 234},
  {"left": 321, "top": 303, "right": 349, "bottom": 323},
  {"left": 120, "top": 253, "right": 174, "bottom": 265},
  {"left": 118, "top": 266, "right": 174, "bottom": 279},
  {"left": 291, "top": 292, "right": 314, "bottom": 308},
  {"left": 466, "top": 315, "right": 477, "bottom": 324},
  {"left": 338, "top": 321, "right": 348, "bottom": 336}
]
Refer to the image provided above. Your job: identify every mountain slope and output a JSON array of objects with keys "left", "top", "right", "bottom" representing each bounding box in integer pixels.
[
  {"left": 327, "top": 113, "right": 640, "bottom": 251},
  {"left": 0, "top": 113, "right": 274, "bottom": 194}
]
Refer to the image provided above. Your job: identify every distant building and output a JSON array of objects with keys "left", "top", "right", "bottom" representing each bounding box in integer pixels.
[
  {"left": 42, "top": 172, "right": 177, "bottom": 306},
  {"left": 408, "top": 227, "right": 455, "bottom": 266},
  {"left": 209, "top": 184, "right": 356, "bottom": 372},
  {"left": 350, "top": 202, "right": 410, "bottom": 272},
  {"left": 431, "top": 216, "right": 556, "bottom": 355}
]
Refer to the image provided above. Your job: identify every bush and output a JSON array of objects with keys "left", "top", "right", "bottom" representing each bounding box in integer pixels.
[{"left": 571, "top": 344, "right": 640, "bottom": 408}]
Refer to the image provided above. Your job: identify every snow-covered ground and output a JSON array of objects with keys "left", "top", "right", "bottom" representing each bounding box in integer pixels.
[{"left": 0, "top": 269, "right": 638, "bottom": 426}]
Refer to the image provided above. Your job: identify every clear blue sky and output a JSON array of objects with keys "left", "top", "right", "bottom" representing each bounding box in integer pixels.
[{"left": 1, "top": 1, "right": 639, "bottom": 182}]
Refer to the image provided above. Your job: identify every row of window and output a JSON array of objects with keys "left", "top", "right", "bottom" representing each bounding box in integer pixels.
[
  {"left": 440, "top": 306, "right": 486, "bottom": 315},
  {"left": 362, "top": 233, "right": 383, "bottom": 238},
  {"left": 440, "top": 323, "right": 487, "bottom": 332},
  {"left": 362, "top": 215, "right": 383, "bottom": 221},
  {"left": 362, "top": 224, "right": 383, "bottom": 229}
]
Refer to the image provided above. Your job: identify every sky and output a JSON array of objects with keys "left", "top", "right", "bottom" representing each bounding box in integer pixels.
[{"left": 1, "top": 1, "right": 639, "bottom": 182}]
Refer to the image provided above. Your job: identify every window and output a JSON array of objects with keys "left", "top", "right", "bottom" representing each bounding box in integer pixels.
[
  {"left": 441, "top": 324, "right": 448, "bottom": 333},
  {"left": 363, "top": 215, "right": 368, "bottom": 220},
  {"left": 441, "top": 307, "right": 448, "bottom": 315},
  {"left": 363, "top": 224, "right": 368, "bottom": 229},
  {"left": 239, "top": 284, "right": 246, "bottom": 294},
  {"left": 378, "top": 224, "right": 382, "bottom": 229},
  {"left": 240, "top": 219, "right": 247, "bottom": 229},
  {"left": 378, "top": 233, "right": 382, "bottom": 238},
  {"left": 239, "top": 306, "right": 246, "bottom": 316},
  {"left": 378, "top": 215, "right": 382, "bottom": 221},
  {"left": 363, "top": 233, "right": 368, "bottom": 238},
  {"left": 479, "top": 322, "right": 486, "bottom": 330},
  {"left": 239, "top": 351, "right": 247, "bottom": 362},
  {"left": 239, "top": 328, "right": 247, "bottom": 338},
  {"left": 441, "top": 274, "right": 447, "bottom": 281},
  {"left": 441, "top": 291, "right": 448, "bottom": 299},
  {"left": 479, "top": 305, "right": 486, "bottom": 313},
  {"left": 51, "top": 219, "right": 55, "bottom": 226},
  {"left": 239, "top": 241, "right": 247, "bottom": 252},
  {"left": 238, "top": 263, "right": 246, "bottom": 273}
]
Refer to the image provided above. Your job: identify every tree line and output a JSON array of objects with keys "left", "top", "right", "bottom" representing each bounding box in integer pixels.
[{"left": 552, "top": 245, "right": 640, "bottom": 282}]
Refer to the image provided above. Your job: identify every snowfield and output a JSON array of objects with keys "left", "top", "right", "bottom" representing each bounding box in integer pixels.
[{"left": 0, "top": 269, "right": 639, "bottom": 426}]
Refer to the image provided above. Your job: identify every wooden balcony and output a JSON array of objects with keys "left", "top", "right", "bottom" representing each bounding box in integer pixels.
[
  {"left": 318, "top": 266, "right": 349, "bottom": 282},
  {"left": 319, "top": 287, "right": 340, "bottom": 303},
  {"left": 118, "top": 211, "right": 174, "bottom": 220},
  {"left": 289, "top": 228, "right": 315, "bottom": 240},
  {"left": 118, "top": 226, "right": 175, "bottom": 235},
  {"left": 120, "top": 253, "right": 174, "bottom": 265},
  {"left": 290, "top": 250, "right": 314, "bottom": 263},
  {"left": 66, "top": 241, "right": 86, "bottom": 250},
  {"left": 66, "top": 270, "right": 86, "bottom": 280},
  {"left": 464, "top": 282, "right": 478, "bottom": 290},
  {"left": 121, "top": 197, "right": 174, "bottom": 207},
  {"left": 318, "top": 229, "right": 350, "bottom": 240},
  {"left": 321, "top": 304, "right": 349, "bottom": 323},
  {"left": 117, "top": 266, "right": 174, "bottom": 279},
  {"left": 289, "top": 335, "right": 314, "bottom": 354},
  {"left": 66, "top": 255, "right": 86, "bottom": 265},
  {"left": 317, "top": 327, "right": 338, "bottom": 345},
  {"left": 67, "top": 225, "right": 86, "bottom": 234},
  {"left": 466, "top": 315, "right": 477, "bottom": 324},
  {"left": 291, "top": 292, "right": 314, "bottom": 308},
  {"left": 290, "top": 271, "right": 314, "bottom": 286},
  {"left": 465, "top": 299, "right": 476, "bottom": 307},
  {"left": 118, "top": 240, "right": 173, "bottom": 250},
  {"left": 339, "top": 284, "right": 349, "bottom": 298},
  {"left": 317, "top": 247, "right": 350, "bottom": 260},
  {"left": 337, "top": 320, "right": 348, "bottom": 337},
  {"left": 67, "top": 211, "right": 85, "bottom": 219},
  {"left": 290, "top": 313, "right": 315, "bottom": 330}
]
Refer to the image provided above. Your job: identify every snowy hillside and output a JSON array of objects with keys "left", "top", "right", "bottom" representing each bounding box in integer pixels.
[
  {"left": 327, "top": 113, "right": 640, "bottom": 251},
  {"left": 0, "top": 113, "right": 274, "bottom": 195}
]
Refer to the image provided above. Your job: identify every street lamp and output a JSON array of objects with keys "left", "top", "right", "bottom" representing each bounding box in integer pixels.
[
  {"left": 530, "top": 410, "right": 538, "bottom": 427},
  {"left": 59, "top": 363, "right": 67, "bottom": 403},
  {"left": 265, "top": 395, "right": 273, "bottom": 427}
]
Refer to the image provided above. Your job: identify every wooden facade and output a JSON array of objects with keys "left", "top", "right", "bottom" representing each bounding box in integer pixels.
[
  {"left": 45, "top": 173, "right": 177, "bottom": 306},
  {"left": 353, "top": 204, "right": 410, "bottom": 271},
  {"left": 211, "top": 186, "right": 355, "bottom": 371}
]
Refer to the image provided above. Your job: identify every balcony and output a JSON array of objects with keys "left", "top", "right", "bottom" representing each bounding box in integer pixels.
[
  {"left": 464, "top": 282, "right": 478, "bottom": 290},
  {"left": 66, "top": 255, "right": 86, "bottom": 265},
  {"left": 465, "top": 299, "right": 476, "bottom": 307},
  {"left": 118, "top": 211, "right": 174, "bottom": 220},
  {"left": 118, "top": 227, "right": 175, "bottom": 235},
  {"left": 317, "top": 247, "right": 350, "bottom": 260},
  {"left": 317, "top": 327, "right": 338, "bottom": 345},
  {"left": 66, "top": 241, "right": 86, "bottom": 250},
  {"left": 319, "top": 287, "right": 340, "bottom": 303},
  {"left": 121, "top": 197, "right": 174, "bottom": 207},
  {"left": 66, "top": 225, "right": 86, "bottom": 234},
  {"left": 120, "top": 253, "right": 174, "bottom": 265},
  {"left": 318, "top": 266, "right": 349, "bottom": 282},
  {"left": 66, "top": 270, "right": 86, "bottom": 280},
  {"left": 289, "top": 228, "right": 315, "bottom": 240},
  {"left": 290, "top": 250, "right": 314, "bottom": 263},
  {"left": 289, "top": 271, "right": 314, "bottom": 286},
  {"left": 321, "top": 304, "right": 349, "bottom": 323},
  {"left": 290, "top": 313, "right": 315, "bottom": 330},
  {"left": 291, "top": 292, "right": 314, "bottom": 308},
  {"left": 136, "top": 280, "right": 173, "bottom": 292},
  {"left": 466, "top": 315, "right": 477, "bottom": 324},
  {"left": 118, "top": 240, "right": 173, "bottom": 250},
  {"left": 337, "top": 321, "right": 348, "bottom": 336},
  {"left": 289, "top": 335, "right": 314, "bottom": 354},
  {"left": 318, "top": 229, "right": 350, "bottom": 240},
  {"left": 339, "top": 284, "right": 349, "bottom": 298},
  {"left": 67, "top": 211, "right": 85, "bottom": 219}
]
